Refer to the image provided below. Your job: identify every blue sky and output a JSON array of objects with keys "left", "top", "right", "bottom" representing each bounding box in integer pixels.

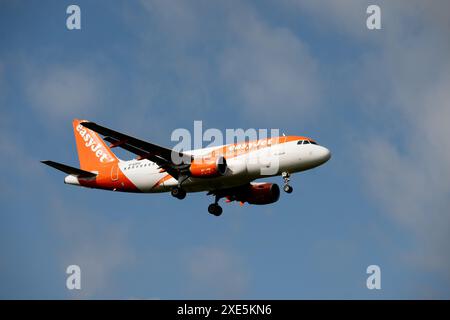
[{"left": 1, "top": 0, "right": 449, "bottom": 299}]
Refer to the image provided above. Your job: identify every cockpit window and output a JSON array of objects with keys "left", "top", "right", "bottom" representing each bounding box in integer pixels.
[{"left": 298, "top": 139, "right": 318, "bottom": 145}]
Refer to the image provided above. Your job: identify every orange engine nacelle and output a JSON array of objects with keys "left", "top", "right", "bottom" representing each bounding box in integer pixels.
[
  {"left": 189, "top": 156, "right": 227, "bottom": 178},
  {"left": 242, "top": 183, "right": 281, "bottom": 205}
]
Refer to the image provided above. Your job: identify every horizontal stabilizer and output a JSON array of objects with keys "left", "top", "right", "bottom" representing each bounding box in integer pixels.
[{"left": 41, "top": 160, "right": 97, "bottom": 178}]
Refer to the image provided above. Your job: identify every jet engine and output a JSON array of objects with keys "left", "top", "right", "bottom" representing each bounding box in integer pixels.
[
  {"left": 189, "top": 156, "right": 227, "bottom": 178},
  {"left": 225, "top": 182, "right": 280, "bottom": 205},
  {"left": 244, "top": 182, "right": 280, "bottom": 205}
]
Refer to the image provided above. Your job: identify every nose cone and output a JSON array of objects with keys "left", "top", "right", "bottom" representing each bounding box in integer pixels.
[{"left": 316, "top": 146, "right": 331, "bottom": 165}]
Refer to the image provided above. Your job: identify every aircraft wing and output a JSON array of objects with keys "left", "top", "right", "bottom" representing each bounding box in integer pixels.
[{"left": 81, "top": 121, "right": 192, "bottom": 179}]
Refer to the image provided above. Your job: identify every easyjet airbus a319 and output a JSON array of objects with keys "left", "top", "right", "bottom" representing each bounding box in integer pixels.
[{"left": 42, "top": 119, "right": 331, "bottom": 216}]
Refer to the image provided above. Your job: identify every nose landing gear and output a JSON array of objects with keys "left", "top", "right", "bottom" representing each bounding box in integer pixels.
[{"left": 282, "top": 171, "right": 293, "bottom": 193}]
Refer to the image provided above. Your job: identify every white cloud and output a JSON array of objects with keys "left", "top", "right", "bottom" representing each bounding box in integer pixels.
[
  {"left": 48, "top": 199, "right": 135, "bottom": 298},
  {"left": 133, "top": 1, "right": 324, "bottom": 126},
  {"left": 348, "top": 1, "right": 450, "bottom": 282},
  {"left": 278, "top": 0, "right": 450, "bottom": 291},
  {"left": 24, "top": 63, "right": 106, "bottom": 120},
  {"left": 282, "top": 0, "right": 371, "bottom": 39},
  {"left": 0, "top": 127, "right": 45, "bottom": 197},
  {"left": 0, "top": 114, "right": 135, "bottom": 298},
  {"left": 139, "top": 0, "right": 199, "bottom": 44},
  {"left": 182, "top": 246, "right": 249, "bottom": 298},
  {"left": 219, "top": 12, "right": 322, "bottom": 123}
]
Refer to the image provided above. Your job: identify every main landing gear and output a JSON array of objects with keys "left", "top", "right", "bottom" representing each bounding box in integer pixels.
[
  {"left": 208, "top": 203, "right": 223, "bottom": 216},
  {"left": 171, "top": 185, "right": 223, "bottom": 216},
  {"left": 171, "top": 175, "right": 189, "bottom": 200},
  {"left": 208, "top": 194, "right": 223, "bottom": 216},
  {"left": 282, "top": 171, "right": 293, "bottom": 194},
  {"left": 171, "top": 186, "right": 186, "bottom": 199}
]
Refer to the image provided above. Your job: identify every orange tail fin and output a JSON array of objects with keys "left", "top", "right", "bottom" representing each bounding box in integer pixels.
[{"left": 72, "top": 119, "right": 119, "bottom": 171}]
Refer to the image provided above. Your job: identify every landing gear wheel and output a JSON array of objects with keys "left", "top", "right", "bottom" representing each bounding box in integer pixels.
[
  {"left": 282, "top": 171, "right": 293, "bottom": 193},
  {"left": 171, "top": 187, "right": 186, "bottom": 199},
  {"left": 208, "top": 203, "right": 223, "bottom": 216},
  {"left": 283, "top": 185, "right": 293, "bottom": 193}
]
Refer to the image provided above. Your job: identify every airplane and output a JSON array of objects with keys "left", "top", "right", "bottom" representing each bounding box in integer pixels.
[{"left": 42, "top": 119, "right": 331, "bottom": 216}]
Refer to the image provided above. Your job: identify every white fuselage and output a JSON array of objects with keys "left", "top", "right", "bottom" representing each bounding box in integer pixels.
[{"left": 116, "top": 140, "right": 331, "bottom": 193}]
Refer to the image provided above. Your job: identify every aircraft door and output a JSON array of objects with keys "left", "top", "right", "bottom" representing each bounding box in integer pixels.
[{"left": 111, "top": 164, "right": 119, "bottom": 181}]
